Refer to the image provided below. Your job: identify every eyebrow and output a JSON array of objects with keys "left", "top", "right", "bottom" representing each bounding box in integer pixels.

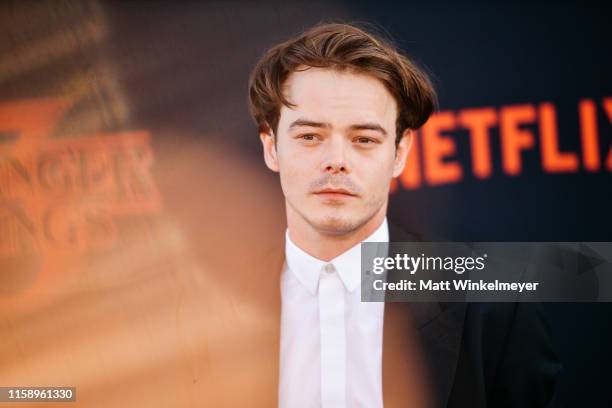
[
  {"left": 288, "top": 119, "right": 331, "bottom": 130},
  {"left": 349, "top": 123, "right": 387, "bottom": 136},
  {"left": 288, "top": 118, "right": 387, "bottom": 136}
]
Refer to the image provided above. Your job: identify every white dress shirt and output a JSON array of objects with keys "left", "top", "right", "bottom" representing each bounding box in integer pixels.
[{"left": 279, "top": 218, "right": 388, "bottom": 408}]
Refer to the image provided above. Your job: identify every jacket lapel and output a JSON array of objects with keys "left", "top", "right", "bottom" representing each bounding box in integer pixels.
[{"left": 385, "top": 224, "right": 467, "bottom": 408}]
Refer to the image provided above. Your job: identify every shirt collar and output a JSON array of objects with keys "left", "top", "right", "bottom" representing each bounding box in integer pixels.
[{"left": 284, "top": 218, "right": 389, "bottom": 295}]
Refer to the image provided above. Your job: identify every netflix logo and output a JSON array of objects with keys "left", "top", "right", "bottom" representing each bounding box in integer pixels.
[{"left": 392, "top": 97, "right": 612, "bottom": 190}]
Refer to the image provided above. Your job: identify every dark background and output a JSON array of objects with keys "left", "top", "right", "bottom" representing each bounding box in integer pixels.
[{"left": 2, "top": 0, "right": 611, "bottom": 406}]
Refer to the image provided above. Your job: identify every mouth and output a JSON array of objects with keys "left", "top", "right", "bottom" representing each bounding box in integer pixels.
[{"left": 313, "top": 188, "right": 357, "bottom": 198}]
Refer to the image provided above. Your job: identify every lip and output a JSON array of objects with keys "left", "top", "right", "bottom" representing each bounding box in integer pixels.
[{"left": 314, "top": 188, "right": 357, "bottom": 197}]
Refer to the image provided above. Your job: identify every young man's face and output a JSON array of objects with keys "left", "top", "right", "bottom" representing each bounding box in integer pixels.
[{"left": 261, "top": 67, "right": 411, "bottom": 236}]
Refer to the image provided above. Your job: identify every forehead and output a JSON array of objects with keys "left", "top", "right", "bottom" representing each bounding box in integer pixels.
[{"left": 280, "top": 67, "right": 398, "bottom": 128}]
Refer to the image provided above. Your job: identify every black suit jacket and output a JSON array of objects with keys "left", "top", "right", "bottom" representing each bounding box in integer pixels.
[{"left": 386, "top": 223, "right": 561, "bottom": 408}]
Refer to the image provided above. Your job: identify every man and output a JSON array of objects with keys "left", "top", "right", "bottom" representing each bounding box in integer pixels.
[{"left": 248, "top": 23, "right": 560, "bottom": 407}]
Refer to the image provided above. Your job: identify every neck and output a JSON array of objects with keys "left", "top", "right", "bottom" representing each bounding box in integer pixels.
[{"left": 286, "top": 204, "right": 387, "bottom": 262}]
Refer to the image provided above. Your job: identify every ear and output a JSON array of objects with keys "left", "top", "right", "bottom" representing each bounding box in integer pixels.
[
  {"left": 260, "top": 129, "right": 280, "bottom": 172},
  {"left": 392, "top": 129, "right": 414, "bottom": 178}
]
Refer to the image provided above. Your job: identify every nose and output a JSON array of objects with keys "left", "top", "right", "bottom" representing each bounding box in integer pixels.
[{"left": 321, "top": 137, "right": 349, "bottom": 174}]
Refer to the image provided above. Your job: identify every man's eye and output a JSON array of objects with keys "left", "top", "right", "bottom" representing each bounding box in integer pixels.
[
  {"left": 355, "top": 137, "right": 375, "bottom": 144},
  {"left": 299, "top": 134, "right": 318, "bottom": 141}
]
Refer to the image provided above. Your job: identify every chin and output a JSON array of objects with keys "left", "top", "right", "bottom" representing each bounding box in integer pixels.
[{"left": 309, "top": 214, "right": 364, "bottom": 236}]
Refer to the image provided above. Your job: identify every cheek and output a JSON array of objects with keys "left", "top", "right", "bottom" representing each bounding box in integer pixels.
[
  {"left": 278, "top": 160, "right": 311, "bottom": 195},
  {"left": 279, "top": 144, "right": 321, "bottom": 174},
  {"left": 358, "top": 155, "right": 395, "bottom": 191}
]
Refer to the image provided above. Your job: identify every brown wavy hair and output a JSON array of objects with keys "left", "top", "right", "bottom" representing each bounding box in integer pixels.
[{"left": 248, "top": 23, "right": 437, "bottom": 144}]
